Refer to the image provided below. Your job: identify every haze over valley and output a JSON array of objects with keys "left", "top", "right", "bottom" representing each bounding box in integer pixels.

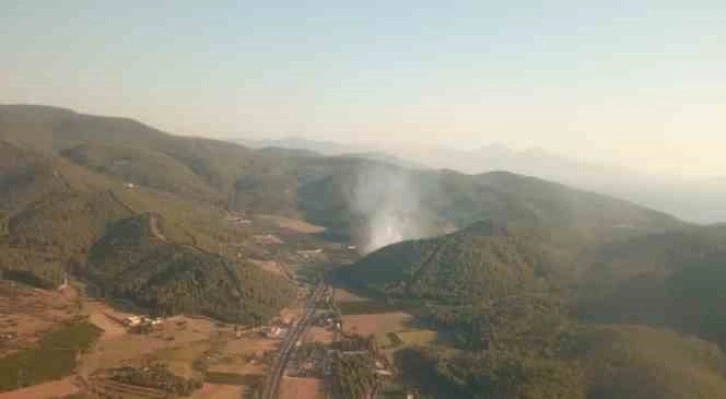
[{"left": 241, "top": 136, "right": 726, "bottom": 224}]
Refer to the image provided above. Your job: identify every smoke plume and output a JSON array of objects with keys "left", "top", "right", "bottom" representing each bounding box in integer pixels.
[{"left": 346, "top": 163, "right": 428, "bottom": 254}]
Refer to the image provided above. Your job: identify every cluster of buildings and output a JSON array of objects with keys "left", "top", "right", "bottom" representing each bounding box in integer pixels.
[
  {"left": 313, "top": 310, "right": 342, "bottom": 332},
  {"left": 263, "top": 325, "right": 290, "bottom": 339},
  {"left": 296, "top": 248, "right": 323, "bottom": 258},
  {"left": 122, "top": 315, "right": 163, "bottom": 329},
  {"left": 254, "top": 234, "right": 283, "bottom": 245},
  {"left": 0, "top": 332, "right": 16, "bottom": 341},
  {"left": 226, "top": 213, "right": 252, "bottom": 225}
]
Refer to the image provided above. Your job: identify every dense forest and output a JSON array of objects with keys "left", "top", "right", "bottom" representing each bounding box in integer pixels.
[
  {"left": 0, "top": 107, "right": 300, "bottom": 323},
  {"left": 81, "top": 214, "right": 295, "bottom": 323},
  {"left": 340, "top": 219, "right": 726, "bottom": 398},
  {"left": 1, "top": 105, "right": 684, "bottom": 241}
]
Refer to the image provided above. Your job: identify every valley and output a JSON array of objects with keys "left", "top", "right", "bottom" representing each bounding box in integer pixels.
[{"left": 1, "top": 105, "right": 726, "bottom": 398}]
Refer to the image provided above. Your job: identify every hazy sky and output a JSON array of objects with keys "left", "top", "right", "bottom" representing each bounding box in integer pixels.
[{"left": 2, "top": 1, "right": 725, "bottom": 177}]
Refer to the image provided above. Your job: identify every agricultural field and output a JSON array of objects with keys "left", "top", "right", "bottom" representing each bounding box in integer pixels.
[
  {"left": 0, "top": 320, "right": 101, "bottom": 392},
  {"left": 338, "top": 298, "right": 439, "bottom": 353},
  {"left": 337, "top": 300, "right": 402, "bottom": 316},
  {"left": 0, "top": 281, "right": 81, "bottom": 357},
  {"left": 84, "top": 300, "right": 128, "bottom": 340},
  {"left": 0, "top": 277, "right": 291, "bottom": 398},
  {"left": 248, "top": 259, "right": 290, "bottom": 279},
  {"left": 342, "top": 312, "right": 413, "bottom": 338},
  {"left": 200, "top": 372, "right": 266, "bottom": 398},
  {"left": 394, "top": 330, "right": 438, "bottom": 346},
  {"left": 333, "top": 287, "right": 369, "bottom": 303},
  {"left": 304, "top": 326, "right": 335, "bottom": 344},
  {"left": 77, "top": 315, "right": 217, "bottom": 376},
  {"left": 255, "top": 215, "right": 326, "bottom": 234},
  {"left": 0, "top": 377, "right": 79, "bottom": 399},
  {"left": 279, "top": 376, "right": 324, "bottom": 399},
  {"left": 192, "top": 382, "right": 243, "bottom": 399}
]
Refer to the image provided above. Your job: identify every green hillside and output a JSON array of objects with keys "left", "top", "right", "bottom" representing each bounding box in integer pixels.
[
  {"left": 397, "top": 324, "right": 726, "bottom": 399},
  {"left": 341, "top": 217, "right": 726, "bottom": 341},
  {"left": 62, "top": 142, "right": 222, "bottom": 203},
  {"left": 80, "top": 214, "right": 294, "bottom": 323},
  {"left": 577, "top": 226, "right": 726, "bottom": 346},
  {"left": 0, "top": 140, "right": 295, "bottom": 321},
  {"left": 337, "top": 221, "right": 592, "bottom": 304},
  {"left": 1, "top": 105, "right": 686, "bottom": 241},
  {"left": 0, "top": 105, "right": 283, "bottom": 212},
  {"left": 295, "top": 160, "right": 684, "bottom": 241},
  {"left": 0, "top": 142, "right": 73, "bottom": 210},
  {"left": 342, "top": 217, "right": 726, "bottom": 397},
  {"left": 577, "top": 325, "right": 726, "bottom": 399}
]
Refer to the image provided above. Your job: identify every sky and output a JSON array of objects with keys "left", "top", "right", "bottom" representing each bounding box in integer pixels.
[{"left": 2, "top": 1, "right": 725, "bottom": 177}]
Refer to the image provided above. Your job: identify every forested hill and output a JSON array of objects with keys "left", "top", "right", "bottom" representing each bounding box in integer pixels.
[
  {"left": 339, "top": 219, "right": 726, "bottom": 398},
  {"left": 0, "top": 139, "right": 295, "bottom": 322},
  {"left": 342, "top": 219, "right": 726, "bottom": 344},
  {"left": 1, "top": 105, "right": 686, "bottom": 241},
  {"left": 0, "top": 103, "right": 698, "bottom": 326},
  {"left": 336, "top": 220, "right": 602, "bottom": 317},
  {"left": 80, "top": 213, "right": 294, "bottom": 323}
]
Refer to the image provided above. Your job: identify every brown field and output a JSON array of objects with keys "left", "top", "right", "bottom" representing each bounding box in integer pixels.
[
  {"left": 85, "top": 300, "right": 130, "bottom": 340},
  {"left": 221, "top": 334, "right": 279, "bottom": 357},
  {"left": 342, "top": 312, "right": 413, "bottom": 337},
  {"left": 249, "top": 259, "right": 288, "bottom": 278},
  {"left": 76, "top": 315, "right": 281, "bottom": 398},
  {"left": 205, "top": 333, "right": 278, "bottom": 377},
  {"left": 152, "top": 339, "right": 213, "bottom": 378},
  {"left": 279, "top": 377, "right": 324, "bottom": 399},
  {"left": 206, "top": 360, "right": 268, "bottom": 377},
  {"left": 0, "top": 377, "right": 78, "bottom": 399},
  {"left": 0, "top": 281, "right": 80, "bottom": 356},
  {"left": 0, "top": 281, "right": 294, "bottom": 399},
  {"left": 304, "top": 326, "right": 334, "bottom": 344},
  {"left": 396, "top": 329, "right": 438, "bottom": 345},
  {"left": 192, "top": 383, "right": 243, "bottom": 399},
  {"left": 78, "top": 315, "right": 217, "bottom": 376},
  {"left": 257, "top": 215, "right": 326, "bottom": 234},
  {"left": 333, "top": 288, "right": 369, "bottom": 303}
]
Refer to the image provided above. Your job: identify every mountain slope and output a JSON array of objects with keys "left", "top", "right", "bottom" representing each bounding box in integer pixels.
[
  {"left": 294, "top": 160, "right": 685, "bottom": 247},
  {"left": 1, "top": 105, "right": 269, "bottom": 206},
  {"left": 577, "top": 225, "right": 726, "bottom": 346},
  {"left": 346, "top": 220, "right": 726, "bottom": 398},
  {"left": 2, "top": 105, "right": 687, "bottom": 244},
  {"left": 0, "top": 141, "right": 296, "bottom": 321},
  {"left": 80, "top": 213, "right": 295, "bottom": 323},
  {"left": 342, "top": 218, "right": 726, "bottom": 347},
  {"left": 61, "top": 142, "right": 223, "bottom": 203},
  {"left": 339, "top": 220, "right": 610, "bottom": 304},
  {"left": 398, "top": 324, "right": 726, "bottom": 399}
]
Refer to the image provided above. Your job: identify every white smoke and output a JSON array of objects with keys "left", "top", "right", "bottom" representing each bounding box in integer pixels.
[{"left": 345, "top": 163, "right": 427, "bottom": 254}]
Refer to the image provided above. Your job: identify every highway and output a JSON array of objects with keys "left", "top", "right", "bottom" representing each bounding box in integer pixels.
[{"left": 260, "top": 284, "right": 325, "bottom": 399}]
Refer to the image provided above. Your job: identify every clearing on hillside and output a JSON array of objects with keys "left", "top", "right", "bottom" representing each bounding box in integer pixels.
[
  {"left": 333, "top": 287, "right": 369, "bottom": 303},
  {"left": 342, "top": 312, "right": 413, "bottom": 337},
  {"left": 257, "top": 215, "right": 326, "bottom": 234}
]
